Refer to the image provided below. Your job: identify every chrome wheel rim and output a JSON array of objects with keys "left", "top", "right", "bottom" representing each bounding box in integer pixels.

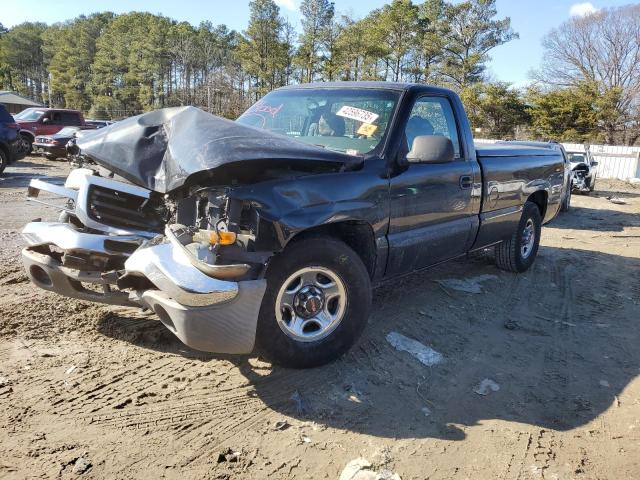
[
  {"left": 521, "top": 218, "right": 535, "bottom": 259},
  {"left": 275, "top": 266, "right": 347, "bottom": 343}
]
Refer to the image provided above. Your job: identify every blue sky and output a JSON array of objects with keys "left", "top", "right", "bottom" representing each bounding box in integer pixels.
[{"left": 0, "top": 0, "right": 631, "bottom": 85}]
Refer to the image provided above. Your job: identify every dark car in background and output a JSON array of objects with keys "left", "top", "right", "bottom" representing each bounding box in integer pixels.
[
  {"left": 14, "top": 107, "right": 86, "bottom": 154},
  {"left": 0, "top": 104, "right": 23, "bottom": 175},
  {"left": 85, "top": 119, "right": 114, "bottom": 129},
  {"left": 33, "top": 126, "right": 95, "bottom": 160}
]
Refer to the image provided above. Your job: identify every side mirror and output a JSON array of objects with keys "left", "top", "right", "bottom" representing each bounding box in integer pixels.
[
  {"left": 591, "top": 161, "right": 599, "bottom": 167},
  {"left": 406, "top": 135, "right": 454, "bottom": 164}
]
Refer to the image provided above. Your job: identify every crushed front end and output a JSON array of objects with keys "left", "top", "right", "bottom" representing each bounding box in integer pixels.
[
  {"left": 570, "top": 163, "right": 593, "bottom": 192},
  {"left": 21, "top": 168, "right": 269, "bottom": 354}
]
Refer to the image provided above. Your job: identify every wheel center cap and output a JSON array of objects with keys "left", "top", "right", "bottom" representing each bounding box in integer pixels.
[{"left": 294, "top": 285, "right": 324, "bottom": 317}]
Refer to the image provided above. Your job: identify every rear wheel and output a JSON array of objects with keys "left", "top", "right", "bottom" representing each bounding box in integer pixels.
[
  {"left": 0, "top": 148, "right": 7, "bottom": 175},
  {"left": 495, "top": 201, "right": 542, "bottom": 273},
  {"left": 560, "top": 188, "right": 571, "bottom": 212},
  {"left": 17, "top": 133, "right": 32, "bottom": 155},
  {"left": 256, "top": 236, "right": 371, "bottom": 368}
]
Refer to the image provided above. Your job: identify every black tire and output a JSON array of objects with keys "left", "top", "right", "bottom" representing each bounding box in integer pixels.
[
  {"left": 560, "top": 188, "right": 571, "bottom": 212},
  {"left": 0, "top": 148, "right": 7, "bottom": 175},
  {"left": 18, "top": 133, "right": 33, "bottom": 155},
  {"left": 256, "top": 236, "right": 372, "bottom": 368},
  {"left": 495, "top": 201, "right": 542, "bottom": 273}
]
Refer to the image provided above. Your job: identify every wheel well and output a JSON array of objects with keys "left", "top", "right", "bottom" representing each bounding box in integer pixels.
[
  {"left": 527, "top": 190, "right": 547, "bottom": 219},
  {"left": 19, "top": 130, "right": 35, "bottom": 141},
  {"left": 288, "top": 221, "right": 377, "bottom": 279}
]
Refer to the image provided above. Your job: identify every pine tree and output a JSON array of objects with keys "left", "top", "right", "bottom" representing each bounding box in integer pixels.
[{"left": 297, "top": 0, "right": 334, "bottom": 83}]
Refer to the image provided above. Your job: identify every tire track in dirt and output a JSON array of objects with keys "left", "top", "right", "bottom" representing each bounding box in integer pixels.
[{"left": 37, "top": 354, "right": 342, "bottom": 469}]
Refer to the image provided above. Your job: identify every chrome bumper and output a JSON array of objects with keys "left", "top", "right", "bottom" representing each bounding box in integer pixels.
[{"left": 21, "top": 221, "right": 266, "bottom": 354}]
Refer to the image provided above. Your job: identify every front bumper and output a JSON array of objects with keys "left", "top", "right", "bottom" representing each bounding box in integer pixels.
[
  {"left": 571, "top": 171, "right": 593, "bottom": 192},
  {"left": 33, "top": 143, "right": 66, "bottom": 158},
  {"left": 21, "top": 220, "right": 266, "bottom": 354}
]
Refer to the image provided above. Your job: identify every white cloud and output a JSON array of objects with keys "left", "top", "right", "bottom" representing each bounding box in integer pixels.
[
  {"left": 569, "top": 2, "right": 598, "bottom": 17},
  {"left": 275, "top": 0, "right": 298, "bottom": 11}
]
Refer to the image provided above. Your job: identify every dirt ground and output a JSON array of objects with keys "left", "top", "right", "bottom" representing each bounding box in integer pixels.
[{"left": 1, "top": 156, "right": 639, "bottom": 479}]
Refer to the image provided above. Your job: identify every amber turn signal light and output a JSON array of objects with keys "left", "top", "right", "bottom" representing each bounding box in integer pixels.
[{"left": 193, "top": 229, "right": 236, "bottom": 246}]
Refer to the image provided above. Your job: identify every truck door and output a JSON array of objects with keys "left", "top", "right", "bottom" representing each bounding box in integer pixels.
[
  {"left": 42, "top": 111, "right": 62, "bottom": 135},
  {"left": 386, "top": 95, "right": 476, "bottom": 276}
]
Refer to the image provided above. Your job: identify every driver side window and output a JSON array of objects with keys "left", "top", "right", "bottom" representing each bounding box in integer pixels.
[
  {"left": 406, "top": 97, "right": 461, "bottom": 159},
  {"left": 51, "top": 112, "right": 63, "bottom": 125}
]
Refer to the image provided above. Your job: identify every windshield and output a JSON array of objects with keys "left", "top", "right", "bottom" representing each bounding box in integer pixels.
[
  {"left": 58, "top": 126, "right": 80, "bottom": 136},
  {"left": 236, "top": 88, "right": 400, "bottom": 155},
  {"left": 14, "top": 109, "right": 45, "bottom": 121},
  {"left": 567, "top": 152, "right": 586, "bottom": 163}
]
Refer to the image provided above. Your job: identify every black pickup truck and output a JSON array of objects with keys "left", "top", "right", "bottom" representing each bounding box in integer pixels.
[{"left": 21, "top": 82, "right": 564, "bottom": 367}]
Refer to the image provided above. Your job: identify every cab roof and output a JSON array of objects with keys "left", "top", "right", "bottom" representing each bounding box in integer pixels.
[{"left": 275, "top": 81, "right": 454, "bottom": 96}]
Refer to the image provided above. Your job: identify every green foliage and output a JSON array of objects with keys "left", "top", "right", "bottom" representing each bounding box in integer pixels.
[
  {"left": 536, "top": 5, "right": 640, "bottom": 145},
  {"left": 43, "top": 13, "right": 113, "bottom": 110},
  {"left": 460, "top": 82, "right": 529, "bottom": 138},
  {"left": 297, "top": 0, "right": 335, "bottom": 82},
  {"left": 89, "top": 12, "right": 172, "bottom": 115},
  {"left": 439, "top": 0, "right": 518, "bottom": 88},
  {"left": 238, "top": 0, "right": 289, "bottom": 98},
  {"left": 374, "top": 0, "right": 422, "bottom": 82},
  {"left": 0, "top": 22, "right": 48, "bottom": 102},
  {"left": 88, "top": 104, "right": 110, "bottom": 120},
  {"left": 526, "top": 82, "right": 622, "bottom": 143},
  {"left": 1, "top": 1, "right": 629, "bottom": 143}
]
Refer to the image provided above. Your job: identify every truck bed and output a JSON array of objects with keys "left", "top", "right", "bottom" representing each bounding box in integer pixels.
[{"left": 472, "top": 143, "right": 564, "bottom": 249}]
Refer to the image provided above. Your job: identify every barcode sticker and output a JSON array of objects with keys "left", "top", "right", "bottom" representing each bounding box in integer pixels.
[{"left": 336, "top": 106, "right": 379, "bottom": 124}]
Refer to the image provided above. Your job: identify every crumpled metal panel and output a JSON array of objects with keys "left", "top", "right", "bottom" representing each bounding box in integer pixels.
[{"left": 76, "top": 106, "right": 359, "bottom": 193}]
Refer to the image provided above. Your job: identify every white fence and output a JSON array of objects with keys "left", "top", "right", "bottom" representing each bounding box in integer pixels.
[
  {"left": 475, "top": 139, "right": 640, "bottom": 179},
  {"left": 563, "top": 143, "right": 640, "bottom": 180}
]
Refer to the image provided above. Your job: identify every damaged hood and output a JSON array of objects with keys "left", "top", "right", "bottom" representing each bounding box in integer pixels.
[{"left": 76, "top": 106, "right": 360, "bottom": 193}]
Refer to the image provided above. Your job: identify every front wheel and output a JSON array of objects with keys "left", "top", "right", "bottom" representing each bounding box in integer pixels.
[
  {"left": 495, "top": 201, "right": 542, "bottom": 273},
  {"left": 256, "top": 236, "right": 372, "bottom": 368}
]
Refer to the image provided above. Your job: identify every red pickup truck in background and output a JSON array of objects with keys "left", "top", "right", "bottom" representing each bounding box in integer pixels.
[{"left": 14, "top": 108, "right": 86, "bottom": 154}]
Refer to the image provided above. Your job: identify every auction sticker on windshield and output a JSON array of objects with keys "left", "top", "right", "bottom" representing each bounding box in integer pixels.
[
  {"left": 357, "top": 123, "right": 378, "bottom": 137},
  {"left": 336, "top": 106, "right": 379, "bottom": 124}
]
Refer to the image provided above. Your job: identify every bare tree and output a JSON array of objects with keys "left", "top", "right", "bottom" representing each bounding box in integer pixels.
[{"left": 536, "top": 5, "right": 640, "bottom": 144}]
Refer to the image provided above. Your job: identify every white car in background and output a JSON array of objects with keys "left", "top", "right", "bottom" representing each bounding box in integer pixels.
[{"left": 566, "top": 145, "right": 598, "bottom": 193}]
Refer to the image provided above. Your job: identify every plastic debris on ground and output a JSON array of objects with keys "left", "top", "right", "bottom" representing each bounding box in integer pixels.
[
  {"left": 338, "top": 458, "right": 401, "bottom": 480},
  {"left": 273, "top": 420, "right": 290, "bottom": 431},
  {"left": 421, "top": 406, "right": 432, "bottom": 417},
  {"left": 386, "top": 332, "right": 443, "bottom": 367},
  {"left": 72, "top": 457, "right": 91, "bottom": 475},
  {"left": 435, "top": 274, "right": 498, "bottom": 294},
  {"left": 474, "top": 378, "right": 500, "bottom": 396},
  {"left": 607, "top": 196, "right": 627, "bottom": 205},
  {"left": 216, "top": 447, "right": 241, "bottom": 463}
]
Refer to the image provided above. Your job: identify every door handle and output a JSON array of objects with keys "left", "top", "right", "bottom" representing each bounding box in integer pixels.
[{"left": 459, "top": 175, "right": 473, "bottom": 189}]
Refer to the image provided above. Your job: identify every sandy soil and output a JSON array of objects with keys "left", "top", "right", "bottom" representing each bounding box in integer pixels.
[{"left": 1, "top": 156, "right": 639, "bottom": 479}]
